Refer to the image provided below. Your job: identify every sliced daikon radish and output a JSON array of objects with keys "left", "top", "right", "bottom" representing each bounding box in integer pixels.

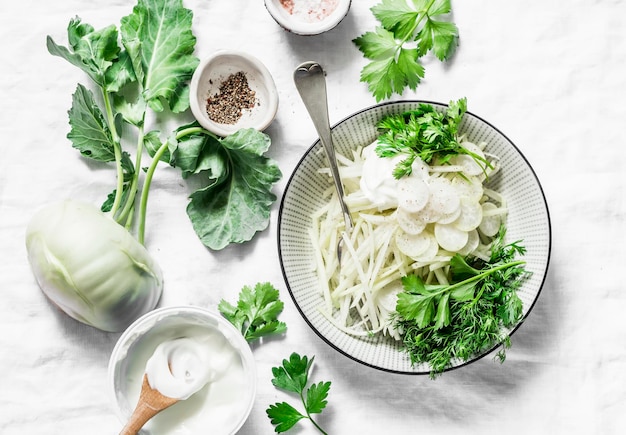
[
  {"left": 453, "top": 197, "right": 483, "bottom": 231},
  {"left": 427, "top": 177, "right": 461, "bottom": 215},
  {"left": 457, "top": 229, "right": 479, "bottom": 256},
  {"left": 437, "top": 206, "right": 462, "bottom": 224},
  {"left": 395, "top": 230, "right": 433, "bottom": 258},
  {"left": 478, "top": 202, "right": 502, "bottom": 237},
  {"left": 451, "top": 175, "right": 483, "bottom": 202},
  {"left": 396, "top": 208, "right": 427, "bottom": 235},
  {"left": 375, "top": 282, "right": 403, "bottom": 312},
  {"left": 452, "top": 154, "right": 485, "bottom": 176},
  {"left": 434, "top": 222, "right": 469, "bottom": 252},
  {"left": 414, "top": 232, "right": 439, "bottom": 262},
  {"left": 411, "top": 158, "right": 430, "bottom": 180},
  {"left": 397, "top": 175, "right": 430, "bottom": 213}
]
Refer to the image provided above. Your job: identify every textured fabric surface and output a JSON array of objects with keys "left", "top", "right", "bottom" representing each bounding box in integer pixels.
[{"left": 1, "top": 1, "right": 625, "bottom": 434}]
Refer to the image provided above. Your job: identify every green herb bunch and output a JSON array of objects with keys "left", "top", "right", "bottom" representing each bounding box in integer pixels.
[
  {"left": 395, "top": 226, "right": 530, "bottom": 378},
  {"left": 375, "top": 98, "right": 491, "bottom": 179},
  {"left": 354, "top": 0, "right": 459, "bottom": 101},
  {"left": 218, "top": 282, "right": 287, "bottom": 342}
]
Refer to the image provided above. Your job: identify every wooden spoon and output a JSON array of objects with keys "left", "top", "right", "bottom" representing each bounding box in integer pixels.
[{"left": 119, "top": 374, "right": 179, "bottom": 435}]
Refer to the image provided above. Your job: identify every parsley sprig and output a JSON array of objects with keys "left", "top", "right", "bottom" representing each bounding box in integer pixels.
[
  {"left": 353, "top": 0, "right": 459, "bottom": 101},
  {"left": 218, "top": 282, "right": 287, "bottom": 342},
  {"left": 395, "top": 226, "right": 530, "bottom": 378},
  {"left": 375, "top": 98, "right": 492, "bottom": 179},
  {"left": 266, "top": 353, "right": 331, "bottom": 434}
]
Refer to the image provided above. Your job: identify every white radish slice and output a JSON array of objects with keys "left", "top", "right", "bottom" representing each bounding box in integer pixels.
[
  {"left": 457, "top": 229, "right": 480, "bottom": 256},
  {"left": 414, "top": 232, "right": 439, "bottom": 262},
  {"left": 452, "top": 154, "right": 485, "bottom": 176},
  {"left": 376, "top": 282, "right": 403, "bottom": 312},
  {"left": 411, "top": 158, "right": 430, "bottom": 180},
  {"left": 415, "top": 200, "right": 443, "bottom": 223},
  {"left": 436, "top": 206, "right": 462, "bottom": 224},
  {"left": 453, "top": 197, "right": 483, "bottom": 231},
  {"left": 478, "top": 202, "right": 502, "bottom": 237},
  {"left": 451, "top": 176, "right": 483, "bottom": 202},
  {"left": 434, "top": 223, "right": 469, "bottom": 252},
  {"left": 396, "top": 209, "right": 427, "bottom": 235},
  {"left": 395, "top": 230, "right": 433, "bottom": 258},
  {"left": 427, "top": 177, "right": 461, "bottom": 215},
  {"left": 397, "top": 175, "right": 430, "bottom": 214}
]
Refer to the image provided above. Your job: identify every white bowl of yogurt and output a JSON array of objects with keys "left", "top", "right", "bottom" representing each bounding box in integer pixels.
[{"left": 108, "top": 306, "right": 256, "bottom": 435}]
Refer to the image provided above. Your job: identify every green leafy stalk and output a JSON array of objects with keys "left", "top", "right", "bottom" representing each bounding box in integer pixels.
[
  {"left": 266, "top": 353, "right": 331, "bottom": 434},
  {"left": 354, "top": 0, "right": 459, "bottom": 101},
  {"left": 218, "top": 282, "right": 287, "bottom": 342},
  {"left": 395, "top": 226, "right": 530, "bottom": 378}
]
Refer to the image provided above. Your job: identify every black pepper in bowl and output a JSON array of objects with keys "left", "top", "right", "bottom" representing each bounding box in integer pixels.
[{"left": 206, "top": 71, "right": 257, "bottom": 125}]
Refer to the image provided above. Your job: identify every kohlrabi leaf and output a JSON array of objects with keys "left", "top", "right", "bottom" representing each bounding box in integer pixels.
[
  {"left": 120, "top": 0, "right": 199, "bottom": 113},
  {"left": 67, "top": 84, "right": 116, "bottom": 162},
  {"left": 47, "top": 17, "right": 135, "bottom": 91},
  {"left": 170, "top": 124, "right": 228, "bottom": 180},
  {"left": 182, "top": 129, "right": 282, "bottom": 250}
]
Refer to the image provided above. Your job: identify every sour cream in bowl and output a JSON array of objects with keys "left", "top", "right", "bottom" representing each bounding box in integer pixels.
[{"left": 108, "top": 306, "right": 256, "bottom": 435}]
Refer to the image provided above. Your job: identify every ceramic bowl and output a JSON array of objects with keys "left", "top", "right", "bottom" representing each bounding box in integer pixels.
[
  {"left": 264, "top": 0, "right": 351, "bottom": 36},
  {"left": 108, "top": 306, "right": 256, "bottom": 434},
  {"left": 277, "top": 100, "right": 551, "bottom": 375},
  {"left": 189, "top": 50, "right": 278, "bottom": 137}
]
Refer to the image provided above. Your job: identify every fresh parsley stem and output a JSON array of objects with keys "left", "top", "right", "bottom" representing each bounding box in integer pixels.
[
  {"left": 394, "top": 0, "right": 437, "bottom": 52},
  {"left": 137, "top": 138, "right": 169, "bottom": 245},
  {"left": 300, "top": 391, "right": 328, "bottom": 435},
  {"left": 434, "top": 260, "right": 526, "bottom": 298},
  {"left": 102, "top": 88, "right": 124, "bottom": 219}
]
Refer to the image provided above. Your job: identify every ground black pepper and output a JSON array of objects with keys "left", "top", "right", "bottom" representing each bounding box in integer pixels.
[{"left": 206, "top": 71, "right": 257, "bottom": 125}]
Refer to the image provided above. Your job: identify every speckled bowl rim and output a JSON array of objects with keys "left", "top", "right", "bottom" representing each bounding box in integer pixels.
[{"left": 277, "top": 100, "right": 552, "bottom": 375}]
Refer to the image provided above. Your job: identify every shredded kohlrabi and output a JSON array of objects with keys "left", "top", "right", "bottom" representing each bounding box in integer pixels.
[{"left": 311, "top": 137, "right": 507, "bottom": 339}]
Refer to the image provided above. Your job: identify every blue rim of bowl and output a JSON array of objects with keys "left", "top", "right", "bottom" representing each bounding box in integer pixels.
[{"left": 277, "top": 99, "right": 552, "bottom": 375}]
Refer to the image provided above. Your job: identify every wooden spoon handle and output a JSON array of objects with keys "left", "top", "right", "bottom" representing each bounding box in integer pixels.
[
  {"left": 119, "top": 401, "right": 163, "bottom": 435},
  {"left": 119, "top": 375, "right": 179, "bottom": 435}
]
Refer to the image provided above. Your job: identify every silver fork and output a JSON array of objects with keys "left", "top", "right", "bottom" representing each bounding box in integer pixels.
[{"left": 294, "top": 61, "right": 353, "bottom": 264}]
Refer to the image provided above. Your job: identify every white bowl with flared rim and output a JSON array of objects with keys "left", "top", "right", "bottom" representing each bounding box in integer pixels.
[
  {"left": 108, "top": 306, "right": 256, "bottom": 434},
  {"left": 277, "top": 100, "right": 551, "bottom": 375},
  {"left": 189, "top": 50, "right": 278, "bottom": 137}
]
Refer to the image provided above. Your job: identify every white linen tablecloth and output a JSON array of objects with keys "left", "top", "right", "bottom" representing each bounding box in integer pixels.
[{"left": 1, "top": 1, "right": 625, "bottom": 433}]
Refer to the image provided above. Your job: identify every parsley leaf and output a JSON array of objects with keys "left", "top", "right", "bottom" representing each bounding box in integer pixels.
[
  {"left": 395, "top": 226, "right": 530, "bottom": 378},
  {"left": 375, "top": 98, "right": 492, "bottom": 179},
  {"left": 267, "top": 353, "right": 331, "bottom": 434},
  {"left": 354, "top": 0, "right": 459, "bottom": 101},
  {"left": 218, "top": 282, "right": 287, "bottom": 342}
]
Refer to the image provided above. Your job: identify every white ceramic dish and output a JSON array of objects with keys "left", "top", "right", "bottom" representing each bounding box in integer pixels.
[
  {"left": 278, "top": 100, "right": 551, "bottom": 375},
  {"left": 189, "top": 50, "right": 278, "bottom": 137},
  {"left": 264, "top": 0, "right": 351, "bottom": 36},
  {"left": 108, "top": 306, "right": 256, "bottom": 434}
]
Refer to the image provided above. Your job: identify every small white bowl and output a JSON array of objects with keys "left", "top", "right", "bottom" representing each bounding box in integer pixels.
[
  {"left": 108, "top": 306, "right": 256, "bottom": 435},
  {"left": 189, "top": 50, "right": 278, "bottom": 137},
  {"left": 264, "top": 0, "right": 351, "bottom": 36}
]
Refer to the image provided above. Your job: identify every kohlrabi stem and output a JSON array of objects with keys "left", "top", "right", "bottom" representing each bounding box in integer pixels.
[
  {"left": 136, "top": 126, "right": 215, "bottom": 245},
  {"left": 137, "top": 139, "right": 169, "bottom": 245},
  {"left": 101, "top": 88, "right": 125, "bottom": 218},
  {"left": 117, "top": 122, "right": 147, "bottom": 229}
]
